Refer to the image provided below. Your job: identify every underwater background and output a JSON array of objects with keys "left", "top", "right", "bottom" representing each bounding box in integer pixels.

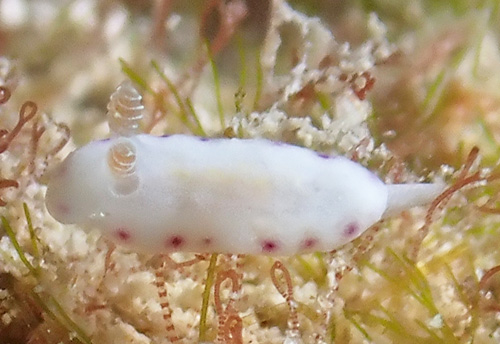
[{"left": 0, "top": 0, "right": 500, "bottom": 343}]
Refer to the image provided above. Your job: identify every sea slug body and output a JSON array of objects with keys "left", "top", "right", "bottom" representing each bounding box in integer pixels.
[{"left": 46, "top": 134, "right": 444, "bottom": 255}]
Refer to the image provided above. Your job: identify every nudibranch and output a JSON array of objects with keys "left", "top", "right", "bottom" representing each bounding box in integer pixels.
[{"left": 45, "top": 133, "right": 444, "bottom": 255}]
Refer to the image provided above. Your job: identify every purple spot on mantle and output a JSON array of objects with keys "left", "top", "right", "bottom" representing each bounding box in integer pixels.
[
  {"left": 199, "top": 137, "right": 210, "bottom": 141},
  {"left": 260, "top": 239, "right": 280, "bottom": 253},
  {"left": 318, "top": 153, "right": 330, "bottom": 159},
  {"left": 115, "top": 228, "right": 131, "bottom": 242},
  {"left": 166, "top": 235, "right": 185, "bottom": 249},
  {"left": 54, "top": 162, "right": 69, "bottom": 178},
  {"left": 301, "top": 237, "right": 318, "bottom": 249},
  {"left": 57, "top": 203, "right": 70, "bottom": 216},
  {"left": 343, "top": 222, "right": 359, "bottom": 238}
]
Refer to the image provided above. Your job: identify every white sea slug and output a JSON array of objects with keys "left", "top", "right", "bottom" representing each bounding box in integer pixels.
[{"left": 45, "top": 133, "right": 444, "bottom": 255}]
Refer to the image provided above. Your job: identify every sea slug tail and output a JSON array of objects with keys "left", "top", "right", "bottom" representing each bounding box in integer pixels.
[{"left": 383, "top": 182, "right": 446, "bottom": 218}]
